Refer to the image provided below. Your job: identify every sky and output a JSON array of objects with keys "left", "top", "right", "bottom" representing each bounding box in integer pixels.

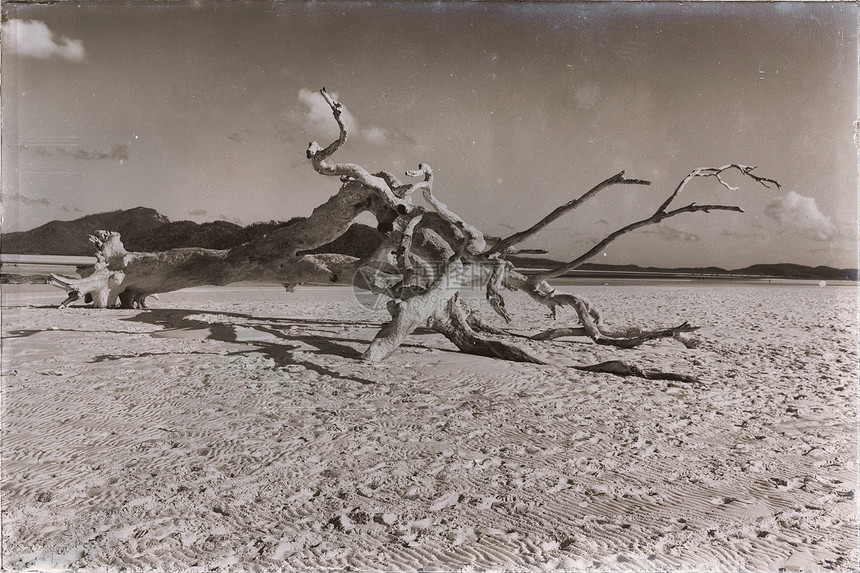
[{"left": 1, "top": 1, "right": 858, "bottom": 269}]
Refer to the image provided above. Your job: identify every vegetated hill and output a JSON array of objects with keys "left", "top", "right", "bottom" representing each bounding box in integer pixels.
[
  {"left": 1, "top": 207, "right": 169, "bottom": 255},
  {"left": 732, "top": 264, "right": 859, "bottom": 281},
  {"left": 302, "top": 224, "right": 383, "bottom": 259},
  {"left": 3, "top": 208, "right": 855, "bottom": 281},
  {"left": 124, "top": 220, "right": 288, "bottom": 251},
  {"left": 127, "top": 218, "right": 383, "bottom": 256},
  {"left": 0, "top": 207, "right": 384, "bottom": 259}
]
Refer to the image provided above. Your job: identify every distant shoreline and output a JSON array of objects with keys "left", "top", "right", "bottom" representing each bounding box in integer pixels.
[{"left": 2, "top": 255, "right": 856, "bottom": 288}]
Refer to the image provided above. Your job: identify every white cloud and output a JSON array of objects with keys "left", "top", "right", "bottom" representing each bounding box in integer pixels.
[
  {"left": 1, "top": 191, "right": 49, "bottom": 206},
  {"left": 3, "top": 20, "right": 86, "bottom": 62},
  {"left": 298, "top": 88, "right": 392, "bottom": 145},
  {"left": 361, "top": 126, "right": 389, "bottom": 144},
  {"left": 298, "top": 88, "right": 358, "bottom": 140},
  {"left": 764, "top": 190, "right": 836, "bottom": 241}
]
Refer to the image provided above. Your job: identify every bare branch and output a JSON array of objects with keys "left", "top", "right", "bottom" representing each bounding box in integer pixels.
[
  {"left": 305, "top": 89, "right": 403, "bottom": 210},
  {"left": 392, "top": 212, "right": 425, "bottom": 296},
  {"left": 409, "top": 164, "right": 487, "bottom": 254},
  {"left": 485, "top": 256, "right": 511, "bottom": 323},
  {"left": 373, "top": 170, "right": 414, "bottom": 198},
  {"left": 464, "top": 310, "right": 513, "bottom": 337},
  {"left": 316, "top": 87, "right": 347, "bottom": 157},
  {"left": 505, "top": 271, "right": 696, "bottom": 348},
  {"left": 49, "top": 266, "right": 126, "bottom": 308},
  {"left": 487, "top": 171, "right": 651, "bottom": 256},
  {"left": 655, "top": 164, "right": 780, "bottom": 215},
  {"left": 429, "top": 295, "right": 545, "bottom": 364},
  {"left": 531, "top": 208, "right": 698, "bottom": 282},
  {"left": 363, "top": 258, "right": 467, "bottom": 362},
  {"left": 56, "top": 88, "right": 766, "bottom": 382},
  {"left": 530, "top": 327, "right": 588, "bottom": 340},
  {"left": 535, "top": 165, "right": 779, "bottom": 282}
]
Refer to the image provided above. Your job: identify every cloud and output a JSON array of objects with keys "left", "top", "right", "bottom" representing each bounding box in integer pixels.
[
  {"left": 3, "top": 20, "right": 86, "bottom": 62},
  {"left": 0, "top": 191, "right": 82, "bottom": 219},
  {"left": 188, "top": 209, "right": 208, "bottom": 217},
  {"left": 764, "top": 191, "right": 836, "bottom": 241},
  {"left": 642, "top": 225, "right": 700, "bottom": 242},
  {"left": 298, "top": 88, "right": 358, "bottom": 140},
  {"left": 1, "top": 192, "right": 50, "bottom": 206},
  {"left": 24, "top": 143, "right": 129, "bottom": 161},
  {"left": 59, "top": 144, "right": 129, "bottom": 161},
  {"left": 297, "top": 88, "right": 404, "bottom": 145},
  {"left": 361, "top": 126, "right": 390, "bottom": 144}
]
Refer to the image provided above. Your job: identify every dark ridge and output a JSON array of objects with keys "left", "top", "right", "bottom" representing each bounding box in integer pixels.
[
  {"left": 2, "top": 208, "right": 855, "bottom": 281},
  {"left": 1, "top": 207, "right": 169, "bottom": 255},
  {"left": 506, "top": 257, "right": 858, "bottom": 281},
  {"left": 0, "top": 207, "right": 383, "bottom": 259}
]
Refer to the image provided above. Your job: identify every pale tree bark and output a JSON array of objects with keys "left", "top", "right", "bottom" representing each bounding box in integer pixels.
[{"left": 49, "top": 89, "right": 780, "bottom": 380}]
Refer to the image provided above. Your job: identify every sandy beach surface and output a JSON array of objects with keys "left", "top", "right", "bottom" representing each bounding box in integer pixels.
[{"left": 1, "top": 282, "right": 857, "bottom": 572}]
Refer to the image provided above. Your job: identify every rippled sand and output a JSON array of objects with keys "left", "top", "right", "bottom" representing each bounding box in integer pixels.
[{"left": 1, "top": 283, "right": 857, "bottom": 571}]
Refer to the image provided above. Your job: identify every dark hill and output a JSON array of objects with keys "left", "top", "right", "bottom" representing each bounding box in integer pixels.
[
  {"left": 2, "top": 208, "right": 855, "bottom": 281},
  {"left": 732, "top": 264, "right": 858, "bottom": 281},
  {"left": 1, "top": 207, "right": 169, "bottom": 255},
  {"left": 1, "top": 207, "right": 384, "bottom": 259},
  {"left": 303, "top": 224, "right": 383, "bottom": 259},
  {"left": 124, "top": 220, "right": 291, "bottom": 251}
]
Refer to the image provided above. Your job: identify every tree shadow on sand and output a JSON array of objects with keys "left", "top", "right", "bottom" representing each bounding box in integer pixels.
[
  {"left": 112, "top": 308, "right": 382, "bottom": 385},
  {"left": 91, "top": 350, "right": 222, "bottom": 362}
]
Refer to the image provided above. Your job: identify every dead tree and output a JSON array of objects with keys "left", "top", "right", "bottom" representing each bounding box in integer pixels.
[{"left": 49, "top": 89, "right": 780, "bottom": 379}]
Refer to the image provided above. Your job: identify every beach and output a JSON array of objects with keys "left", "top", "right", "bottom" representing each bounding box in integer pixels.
[{"left": 1, "top": 282, "right": 857, "bottom": 571}]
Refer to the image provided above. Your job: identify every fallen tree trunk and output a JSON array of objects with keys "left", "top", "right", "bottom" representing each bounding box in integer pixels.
[
  {"left": 50, "top": 88, "right": 780, "bottom": 379},
  {"left": 51, "top": 230, "right": 362, "bottom": 309}
]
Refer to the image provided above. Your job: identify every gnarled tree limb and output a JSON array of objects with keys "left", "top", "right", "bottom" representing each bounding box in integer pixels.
[
  {"left": 573, "top": 361, "right": 700, "bottom": 383},
  {"left": 534, "top": 165, "right": 780, "bottom": 283},
  {"left": 486, "top": 170, "right": 651, "bottom": 256},
  {"left": 49, "top": 89, "right": 780, "bottom": 383},
  {"left": 429, "top": 294, "right": 545, "bottom": 364}
]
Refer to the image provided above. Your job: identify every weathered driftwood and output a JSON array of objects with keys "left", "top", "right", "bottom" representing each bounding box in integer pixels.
[{"left": 50, "top": 88, "right": 780, "bottom": 379}]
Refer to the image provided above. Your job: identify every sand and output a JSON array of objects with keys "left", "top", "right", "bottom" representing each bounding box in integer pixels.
[{"left": 1, "top": 282, "right": 857, "bottom": 572}]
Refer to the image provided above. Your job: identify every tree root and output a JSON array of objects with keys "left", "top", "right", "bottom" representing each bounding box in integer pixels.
[
  {"left": 429, "top": 295, "right": 545, "bottom": 364},
  {"left": 574, "top": 361, "right": 701, "bottom": 383}
]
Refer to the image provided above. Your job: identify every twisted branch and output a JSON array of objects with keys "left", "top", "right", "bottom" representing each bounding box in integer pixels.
[
  {"left": 535, "top": 165, "right": 781, "bottom": 283},
  {"left": 656, "top": 164, "right": 780, "bottom": 214},
  {"left": 305, "top": 88, "right": 404, "bottom": 211},
  {"left": 429, "top": 295, "right": 545, "bottom": 364},
  {"left": 487, "top": 171, "right": 651, "bottom": 256},
  {"left": 408, "top": 163, "right": 487, "bottom": 254},
  {"left": 49, "top": 88, "right": 772, "bottom": 384}
]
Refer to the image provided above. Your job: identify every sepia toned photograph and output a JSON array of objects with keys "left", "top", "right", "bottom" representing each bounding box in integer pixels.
[{"left": 1, "top": 1, "right": 858, "bottom": 571}]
